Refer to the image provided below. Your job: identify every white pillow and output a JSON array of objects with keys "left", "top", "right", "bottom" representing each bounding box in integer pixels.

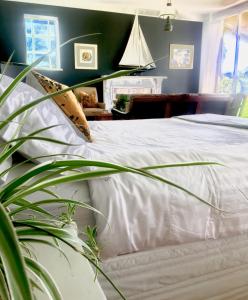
[{"left": 0, "top": 74, "right": 88, "bottom": 161}]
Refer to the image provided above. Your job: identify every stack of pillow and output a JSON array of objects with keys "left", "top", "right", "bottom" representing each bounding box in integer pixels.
[{"left": 0, "top": 72, "right": 93, "bottom": 168}]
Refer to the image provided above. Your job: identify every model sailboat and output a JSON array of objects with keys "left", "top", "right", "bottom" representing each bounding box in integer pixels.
[{"left": 119, "top": 15, "right": 156, "bottom": 69}]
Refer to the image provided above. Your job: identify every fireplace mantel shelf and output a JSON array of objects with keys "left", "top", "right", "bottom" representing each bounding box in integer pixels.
[{"left": 103, "top": 75, "right": 167, "bottom": 110}]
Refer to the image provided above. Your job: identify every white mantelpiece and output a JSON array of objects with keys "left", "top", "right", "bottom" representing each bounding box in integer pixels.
[{"left": 103, "top": 76, "right": 167, "bottom": 110}]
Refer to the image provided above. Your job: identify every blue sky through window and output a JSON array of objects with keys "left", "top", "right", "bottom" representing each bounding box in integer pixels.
[{"left": 24, "top": 15, "right": 61, "bottom": 70}]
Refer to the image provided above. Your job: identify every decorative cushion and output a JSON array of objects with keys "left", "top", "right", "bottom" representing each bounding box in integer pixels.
[
  {"left": 32, "top": 71, "right": 92, "bottom": 142},
  {"left": 78, "top": 91, "right": 98, "bottom": 108},
  {"left": 73, "top": 87, "right": 99, "bottom": 109}
]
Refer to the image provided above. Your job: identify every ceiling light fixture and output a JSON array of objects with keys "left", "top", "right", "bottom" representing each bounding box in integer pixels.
[{"left": 160, "top": 0, "right": 177, "bottom": 32}]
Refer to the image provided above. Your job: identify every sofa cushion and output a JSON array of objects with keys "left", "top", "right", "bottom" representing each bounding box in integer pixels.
[
  {"left": 32, "top": 72, "right": 92, "bottom": 142},
  {"left": 74, "top": 87, "right": 99, "bottom": 108},
  {"left": 78, "top": 91, "right": 98, "bottom": 108}
]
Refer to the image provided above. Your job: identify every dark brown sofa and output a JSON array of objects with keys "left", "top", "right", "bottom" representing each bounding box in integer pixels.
[{"left": 112, "top": 94, "right": 232, "bottom": 120}]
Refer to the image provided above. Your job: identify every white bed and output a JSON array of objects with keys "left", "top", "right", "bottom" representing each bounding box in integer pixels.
[
  {"left": 86, "top": 115, "right": 248, "bottom": 259},
  {"left": 86, "top": 114, "right": 248, "bottom": 299},
  {"left": 2, "top": 75, "right": 248, "bottom": 299},
  {"left": 6, "top": 114, "right": 248, "bottom": 299}
]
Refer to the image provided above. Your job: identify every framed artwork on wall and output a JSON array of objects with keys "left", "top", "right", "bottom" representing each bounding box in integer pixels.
[
  {"left": 169, "top": 44, "right": 194, "bottom": 69},
  {"left": 74, "top": 43, "right": 98, "bottom": 70}
]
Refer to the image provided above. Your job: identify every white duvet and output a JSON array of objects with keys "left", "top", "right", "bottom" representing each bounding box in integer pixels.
[{"left": 87, "top": 114, "right": 248, "bottom": 258}]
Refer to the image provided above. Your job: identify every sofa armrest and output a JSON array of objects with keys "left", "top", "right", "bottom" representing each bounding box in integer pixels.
[{"left": 98, "top": 102, "right": 105, "bottom": 109}]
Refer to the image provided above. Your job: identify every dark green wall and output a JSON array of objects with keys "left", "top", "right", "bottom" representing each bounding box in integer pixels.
[{"left": 0, "top": 1, "right": 202, "bottom": 95}]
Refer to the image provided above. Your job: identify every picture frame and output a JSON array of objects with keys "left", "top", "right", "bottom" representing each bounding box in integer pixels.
[
  {"left": 74, "top": 43, "right": 98, "bottom": 70},
  {"left": 169, "top": 44, "right": 194, "bottom": 70}
]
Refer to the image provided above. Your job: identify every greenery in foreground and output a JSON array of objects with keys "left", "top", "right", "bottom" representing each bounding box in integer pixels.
[{"left": 0, "top": 36, "right": 219, "bottom": 300}]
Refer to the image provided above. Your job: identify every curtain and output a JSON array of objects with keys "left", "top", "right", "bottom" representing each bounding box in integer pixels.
[{"left": 199, "top": 19, "right": 224, "bottom": 93}]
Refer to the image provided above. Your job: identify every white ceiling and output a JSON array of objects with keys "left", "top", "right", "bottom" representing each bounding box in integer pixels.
[{"left": 7, "top": 0, "right": 248, "bottom": 20}]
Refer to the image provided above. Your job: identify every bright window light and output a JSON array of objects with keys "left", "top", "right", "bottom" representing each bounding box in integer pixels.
[{"left": 24, "top": 14, "right": 61, "bottom": 70}]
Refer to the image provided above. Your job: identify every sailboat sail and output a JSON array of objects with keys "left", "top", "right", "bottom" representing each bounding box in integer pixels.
[{"left": 119, "top": 15, "right": 156, "bottom": 69}]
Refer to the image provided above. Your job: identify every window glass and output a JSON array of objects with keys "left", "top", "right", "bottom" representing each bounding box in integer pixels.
[
  {"left": 217, "top": 15, "right": 239, "bottom": 94},
  {"left": 237, "top": 12, "right": 248, "bottom": 94},
  {"left": 24, "top": 14, "right": 61, "bottom": 70}
]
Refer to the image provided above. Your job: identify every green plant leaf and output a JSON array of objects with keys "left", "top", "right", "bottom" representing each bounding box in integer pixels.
[
  {"left": 24, "top": 256, "right": 62, "bottom": 300},
  {"left": 0, "top": 51, "right": 15, "bottom": 83},
  {"left": 0, "top": 135, "right": 76, "bottom": 149},
  {"left": 141, "top": 161, "right": 222, "bottom": 170},
  {"left": 0, "top": 203, "right": 33, "bottom": 300},
  {"left": 0, "top": 267, "right": 10, "bottom": 300},
  {"left": 3, "top": 159, "right": 222, "bottom": 211},
  {"left": 12, "top": 198, "right": 54, "bottom": 218},
  {"left": 16, "top": 221, "right": 126, "bottom": 300},
  {"left": 0, "top": 125, "right": 66, "bottom": 164},
  {"left": 10, "top": 198, "right": 102, "bottom": 218},
  {"left": 20, "top": 238, "right": 68, "bottom": 265},
  {"left": 0, "top": 153, "right": 85, "bottom": 179},
  {"left": 15, "top": 221, "right": 92, "bottom": 253}
]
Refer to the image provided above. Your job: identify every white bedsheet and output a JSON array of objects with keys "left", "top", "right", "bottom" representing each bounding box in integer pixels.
[{"left": 87, "top": 115, "right": 248, "bottom": 258}]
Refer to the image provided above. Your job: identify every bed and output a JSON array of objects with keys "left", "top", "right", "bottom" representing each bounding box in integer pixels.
[
  {"left": 88, "top": 115, "right": 248, "bottom": 299},
  {"left": 1, "top": 74, "right": 248, "bottom": 299}
]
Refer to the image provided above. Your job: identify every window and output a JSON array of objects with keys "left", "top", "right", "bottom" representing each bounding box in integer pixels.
[
  {"left": 24, "top": 14, "right": 61, "bottom": 70},
  {"left": 217, "top": 13, "right": 248, "bottom": 95}
]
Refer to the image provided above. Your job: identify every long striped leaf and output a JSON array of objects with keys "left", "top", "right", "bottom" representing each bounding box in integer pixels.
[
  {"left": 1, "top": 159, "right": 122, "bottom": 201},
  {"left": 13, "top": 198, "right": 53, "bottom": 218},
  {"left": 24, "top": 257, "right": 62, "bottom": 300},
  {"left": 4, "top": 161, "right": 222, "bottom": 211},
  {"left": 0, "top": 153, "right": 85, "bottom": 179},
  {"left": 0, "top": 125, "right": 64, "bottom": 164},
  {"left": 10, "top": 198, "right": 102, "bottom": 218},
  {"left": 0, "top": 51, "right": 15, "bottom": 83},
  {"left": 16, "top": 222, "right": 126, "bottom": 299},
  {"left": 0, "top": 267, "right": 10, "bottom": 300},
  {"left": 15, "top": 222, "right": 93, "bottom": 255},
  {"left": 19, "top": 238, "right": 68, "bottom": 263},
  {"left": 4, "top": 169, "right": 121, "bottom": 206},
  {"left": 1, "top": 158, "right": 159, "bottom": 201},
  {"left": 0, "top": 203, "right": 33, "bottom": 300},
  {"left": 31, "top": 167, "right": 81, "bottom": 186},
  {"left": 0, "top": 136, "right": 76, "bottom": 148}
]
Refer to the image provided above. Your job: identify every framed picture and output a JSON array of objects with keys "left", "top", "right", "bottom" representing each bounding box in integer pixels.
[
  {"left": 74, "top": 43, "right": 98, "bottom": 70},
  {"left": 169, "top": 44, "right": 194, "bottom": 69}
]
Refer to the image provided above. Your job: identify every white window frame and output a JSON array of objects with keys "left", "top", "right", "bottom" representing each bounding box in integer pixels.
[{"left": 24, "top": 14, "right": 62, "bottom": 71}]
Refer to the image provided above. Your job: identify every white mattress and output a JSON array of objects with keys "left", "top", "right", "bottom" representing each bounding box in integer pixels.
[{"left": 99, "top": 234, "right": 248, "bottom": 300}]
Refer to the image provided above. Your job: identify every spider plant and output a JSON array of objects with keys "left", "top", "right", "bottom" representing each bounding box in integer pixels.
[{"left": 0, "top": 37, "right": 218, "bottom": 300}]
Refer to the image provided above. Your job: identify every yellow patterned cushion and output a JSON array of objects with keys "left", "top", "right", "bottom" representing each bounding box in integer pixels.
[{"left": 32, "top": 71, "right": 92, "bottom": 142}]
